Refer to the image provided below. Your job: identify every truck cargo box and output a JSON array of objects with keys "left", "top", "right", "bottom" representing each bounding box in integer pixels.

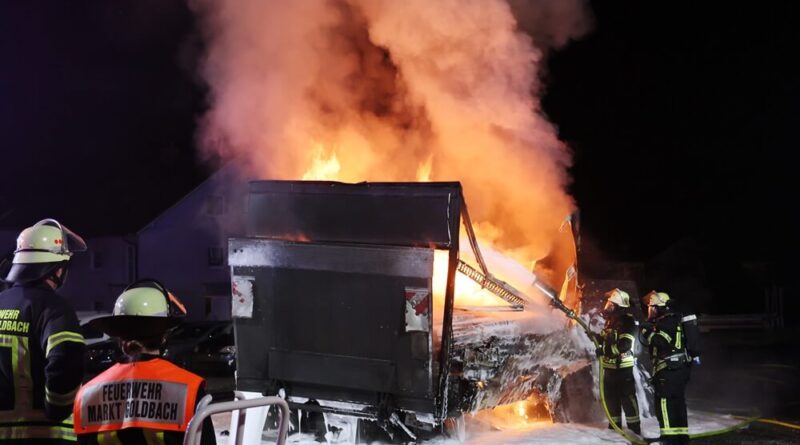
[{"left": 228, "top": 180, "right": 594, "bottom": 436}]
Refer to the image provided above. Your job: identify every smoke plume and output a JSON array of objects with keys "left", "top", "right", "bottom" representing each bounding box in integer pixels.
[{"left": 191, "top": 0, "right": 590, "bottom": 264}]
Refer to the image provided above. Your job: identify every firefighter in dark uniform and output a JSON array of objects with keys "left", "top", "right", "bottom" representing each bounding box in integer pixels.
[
  {"left": 597, "top": 288, "right": 641, "bottom": 434},
  {"left": 641, "top": 291, "right": 701, "bottom": 445},
  {"left": 73, "top": 280, "right": 216, "bottom": 445},
  {"left": 0, "top": 219, "right": 87, "bottom": 444}
]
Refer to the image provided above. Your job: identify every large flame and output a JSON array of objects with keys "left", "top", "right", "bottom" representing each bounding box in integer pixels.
[
  {"left": 192, "top": 0, "right": 590, "bottom": 266},
  {"left": 432, "top": 250, "right": 508, "bottom": 308},
  {"left": 192, "top": 0, "right": 591, "bottom": 425}
]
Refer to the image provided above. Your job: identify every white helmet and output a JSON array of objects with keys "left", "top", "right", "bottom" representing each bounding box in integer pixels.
[
  {"left": 1, "top": 219, "right": 86, "bottom": 284},
  {"left": 603, "top": 288, "right": 631, "bottom": 310}
]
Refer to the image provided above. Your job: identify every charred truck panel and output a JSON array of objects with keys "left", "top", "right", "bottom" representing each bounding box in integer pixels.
[{"left": 230, "top": 181, "right": 461, "bottom": 425}]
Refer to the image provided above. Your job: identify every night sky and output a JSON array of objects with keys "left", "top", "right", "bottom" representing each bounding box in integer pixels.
[
  {"left": 0, "top": 1, "right": 207, "bottom": 237},
  {"left": 546, "top": 2, "right": 800, "bottom": 266},
  {"left": 2, "top": 2, "right": 798, "bottom": 283}
]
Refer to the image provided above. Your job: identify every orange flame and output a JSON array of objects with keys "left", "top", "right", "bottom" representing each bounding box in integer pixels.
[
  {"left": 472, "top": 398, "right": 552, "bottom": 430},
  {"left": 194, "top": 0, "right": 584, "bottom": 267},
  {"left": 193, "top": 0, "right": 592, "bottom": 428},
  {"left": 432, "top": 250, "right": 508, "bottom": 308},
  {"left": 302, "top": 143, "right": 341, "bottom": 180},
  {"left": 416, "top": 155, "right": 433, "bottom": 182}
]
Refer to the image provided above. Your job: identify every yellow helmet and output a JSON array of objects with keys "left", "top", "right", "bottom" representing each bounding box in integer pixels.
[
  {"left": 644, "top": 290, "right": 670, "bottom": 307},
  {"left": 89, "top": 279, "right": 187, "bottom": 340},
  {"left": 604, "top": 288, "right": 631, "bottom": 308}
]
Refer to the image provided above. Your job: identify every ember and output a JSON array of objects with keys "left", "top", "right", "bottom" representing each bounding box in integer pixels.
[{"left": 484, "top": 399, "right": 552, "bottom": 428}]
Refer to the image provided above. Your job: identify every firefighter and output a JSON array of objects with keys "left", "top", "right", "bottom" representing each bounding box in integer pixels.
[
  {"left": 73, "top": 280, "right": 216, "bottom": 445},
  {"left": 0, "top": 219, "right": 87, "bottom": 444},
  {"left": 640, "top": 291, "right": 701, "bottom": 445},
  {"left": 597, "top": 288, "right": 640, "bottom": 434}
]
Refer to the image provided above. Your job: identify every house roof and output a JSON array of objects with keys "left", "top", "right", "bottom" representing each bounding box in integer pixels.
[{"left": 137, "top": 161, "right": 246, "bottom": 234}]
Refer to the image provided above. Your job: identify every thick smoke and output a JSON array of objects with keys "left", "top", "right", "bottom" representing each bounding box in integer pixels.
[{"left": 191, "top": 0, "right": 590, "bottom": 264}]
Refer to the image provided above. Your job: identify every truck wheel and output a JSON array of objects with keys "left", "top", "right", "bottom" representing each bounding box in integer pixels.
[
  {"left": 300, "top": 400, "right": 327, "bottom": 441},
  {"left": 356, "top": 418, "right": 386, "bottom": 444}
]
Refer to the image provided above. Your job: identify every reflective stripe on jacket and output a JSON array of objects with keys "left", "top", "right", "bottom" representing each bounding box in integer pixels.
[
  {"left": 601, "top": 350, "right": 635, "bottom": 369},
  {"left": 73, "top": 358, "right": 203, "bottom": 435},
  {"left": 0, "top": 284, "right": 85, "bottom": 443},
  {"left": 600, "top": 313, "right": 637, "bottom": 369},
  {"left": 646, "top": 312, "right": 689, "bottom": 374}
]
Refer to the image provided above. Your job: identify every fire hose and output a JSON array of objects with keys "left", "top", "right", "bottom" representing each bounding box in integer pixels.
[
  {"left": 456, "top": 264, "right": 764, "bottom": 442},
  {"left": 457, "top": 260, "right": 768, "bottom": 442},
  {"left": 458, "top": 206, "right": 778, "bottom": 442},
  {"left": 595, "top": 351, "right": 767, "bottom": 444},
  {"left": 455, "top": 263, "right": 763, "bottom": 442},
  {"left": 738, "top": 417, "right": 800, "bottom": 431}
]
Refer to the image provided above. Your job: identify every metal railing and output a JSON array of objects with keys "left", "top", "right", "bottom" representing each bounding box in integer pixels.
[
  {"left": 183, "top": 393, "right": 290, "bottom": 445},
  {"left": 698, "top": 314, "right": 769, "bottom": 332}
]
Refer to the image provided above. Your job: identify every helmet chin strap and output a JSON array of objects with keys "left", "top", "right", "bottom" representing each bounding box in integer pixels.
[
  {"left": 46, "top": 263, "right": 68, "bottom": 289},
  {"left": 648, "top": 304, "right": 667, "bottom": 320},
  {"left": 603, "top": 301, "right": 624, "bottom": 316}
]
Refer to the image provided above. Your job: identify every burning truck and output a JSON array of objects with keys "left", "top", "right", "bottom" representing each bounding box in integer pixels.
[{"left": 227, "top": 180, "right": 599, "bottom": 441}]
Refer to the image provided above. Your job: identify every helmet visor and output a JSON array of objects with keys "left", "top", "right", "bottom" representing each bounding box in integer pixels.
[
  {"left": 24, "top": 219, "right": 87, "bottom": 256},
  {"left": 167, "top": 292, "right": 187, "bottom": 317},
  {"left": 648, "top": 304, "right": 659, "bottom": 320},
  {"left": 61, "top": 223, "right": 87, "bottom": 253}
]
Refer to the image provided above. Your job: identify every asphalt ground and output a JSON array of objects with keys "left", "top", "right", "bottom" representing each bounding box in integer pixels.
[
  {"left": 672, "top": 327, "right": 800, "bottom": 444},
  {"left": 692, "top": 420, "right": 800, "bottom": 445},
  {"left": 204, "top": 327, "right": 800, "bottom": 443}
]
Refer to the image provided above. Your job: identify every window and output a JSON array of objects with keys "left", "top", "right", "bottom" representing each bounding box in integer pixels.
[
  {"left": 206, "top": 195, "right": 226, "bottom": 215},
  {"left": 208, "top": 247, "right": 224, "bottom": 267}
]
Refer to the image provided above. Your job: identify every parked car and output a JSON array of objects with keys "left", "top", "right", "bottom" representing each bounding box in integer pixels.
[
  {"left": 83, "top": 320, "right": 235, "bottom": 383},
  {"left": 163, "top": 321, "right": 235, "bottom": 378},
  {"left": 84, "top": 338, "right": 123, "bottom": 381},
  {"left": 77, "top": 311, "right": 111, "bottom": 346}
]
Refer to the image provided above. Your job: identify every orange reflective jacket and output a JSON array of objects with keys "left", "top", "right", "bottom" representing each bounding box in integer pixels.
[{"left": 73, "top": 358, "right": 203, "bottom": 435}]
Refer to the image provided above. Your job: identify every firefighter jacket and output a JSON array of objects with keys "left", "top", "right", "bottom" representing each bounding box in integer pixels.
[
  {"left": 73, "top": 354, "right": 216, "bottom": 445},
  {"left": 599, "top": 312, "right": 637, "bottom": 369},
  {"left": 0, "top": 283, "right": 86, "bottom": 443},
  {"left": 642, "top": 311, "right": 698, "bottom": 374}
]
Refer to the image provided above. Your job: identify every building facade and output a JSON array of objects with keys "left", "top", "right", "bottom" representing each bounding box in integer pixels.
[{"left": 136, "top": 165, "right": 247, "bottom": 320}]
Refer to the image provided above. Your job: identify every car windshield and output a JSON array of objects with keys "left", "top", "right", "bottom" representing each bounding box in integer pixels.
[
  {"left": 169, "top": 324, "right": 217, "bottom": 340},
  {"left": 80, "top": 323, "right": 105, "bottom": 340}
]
